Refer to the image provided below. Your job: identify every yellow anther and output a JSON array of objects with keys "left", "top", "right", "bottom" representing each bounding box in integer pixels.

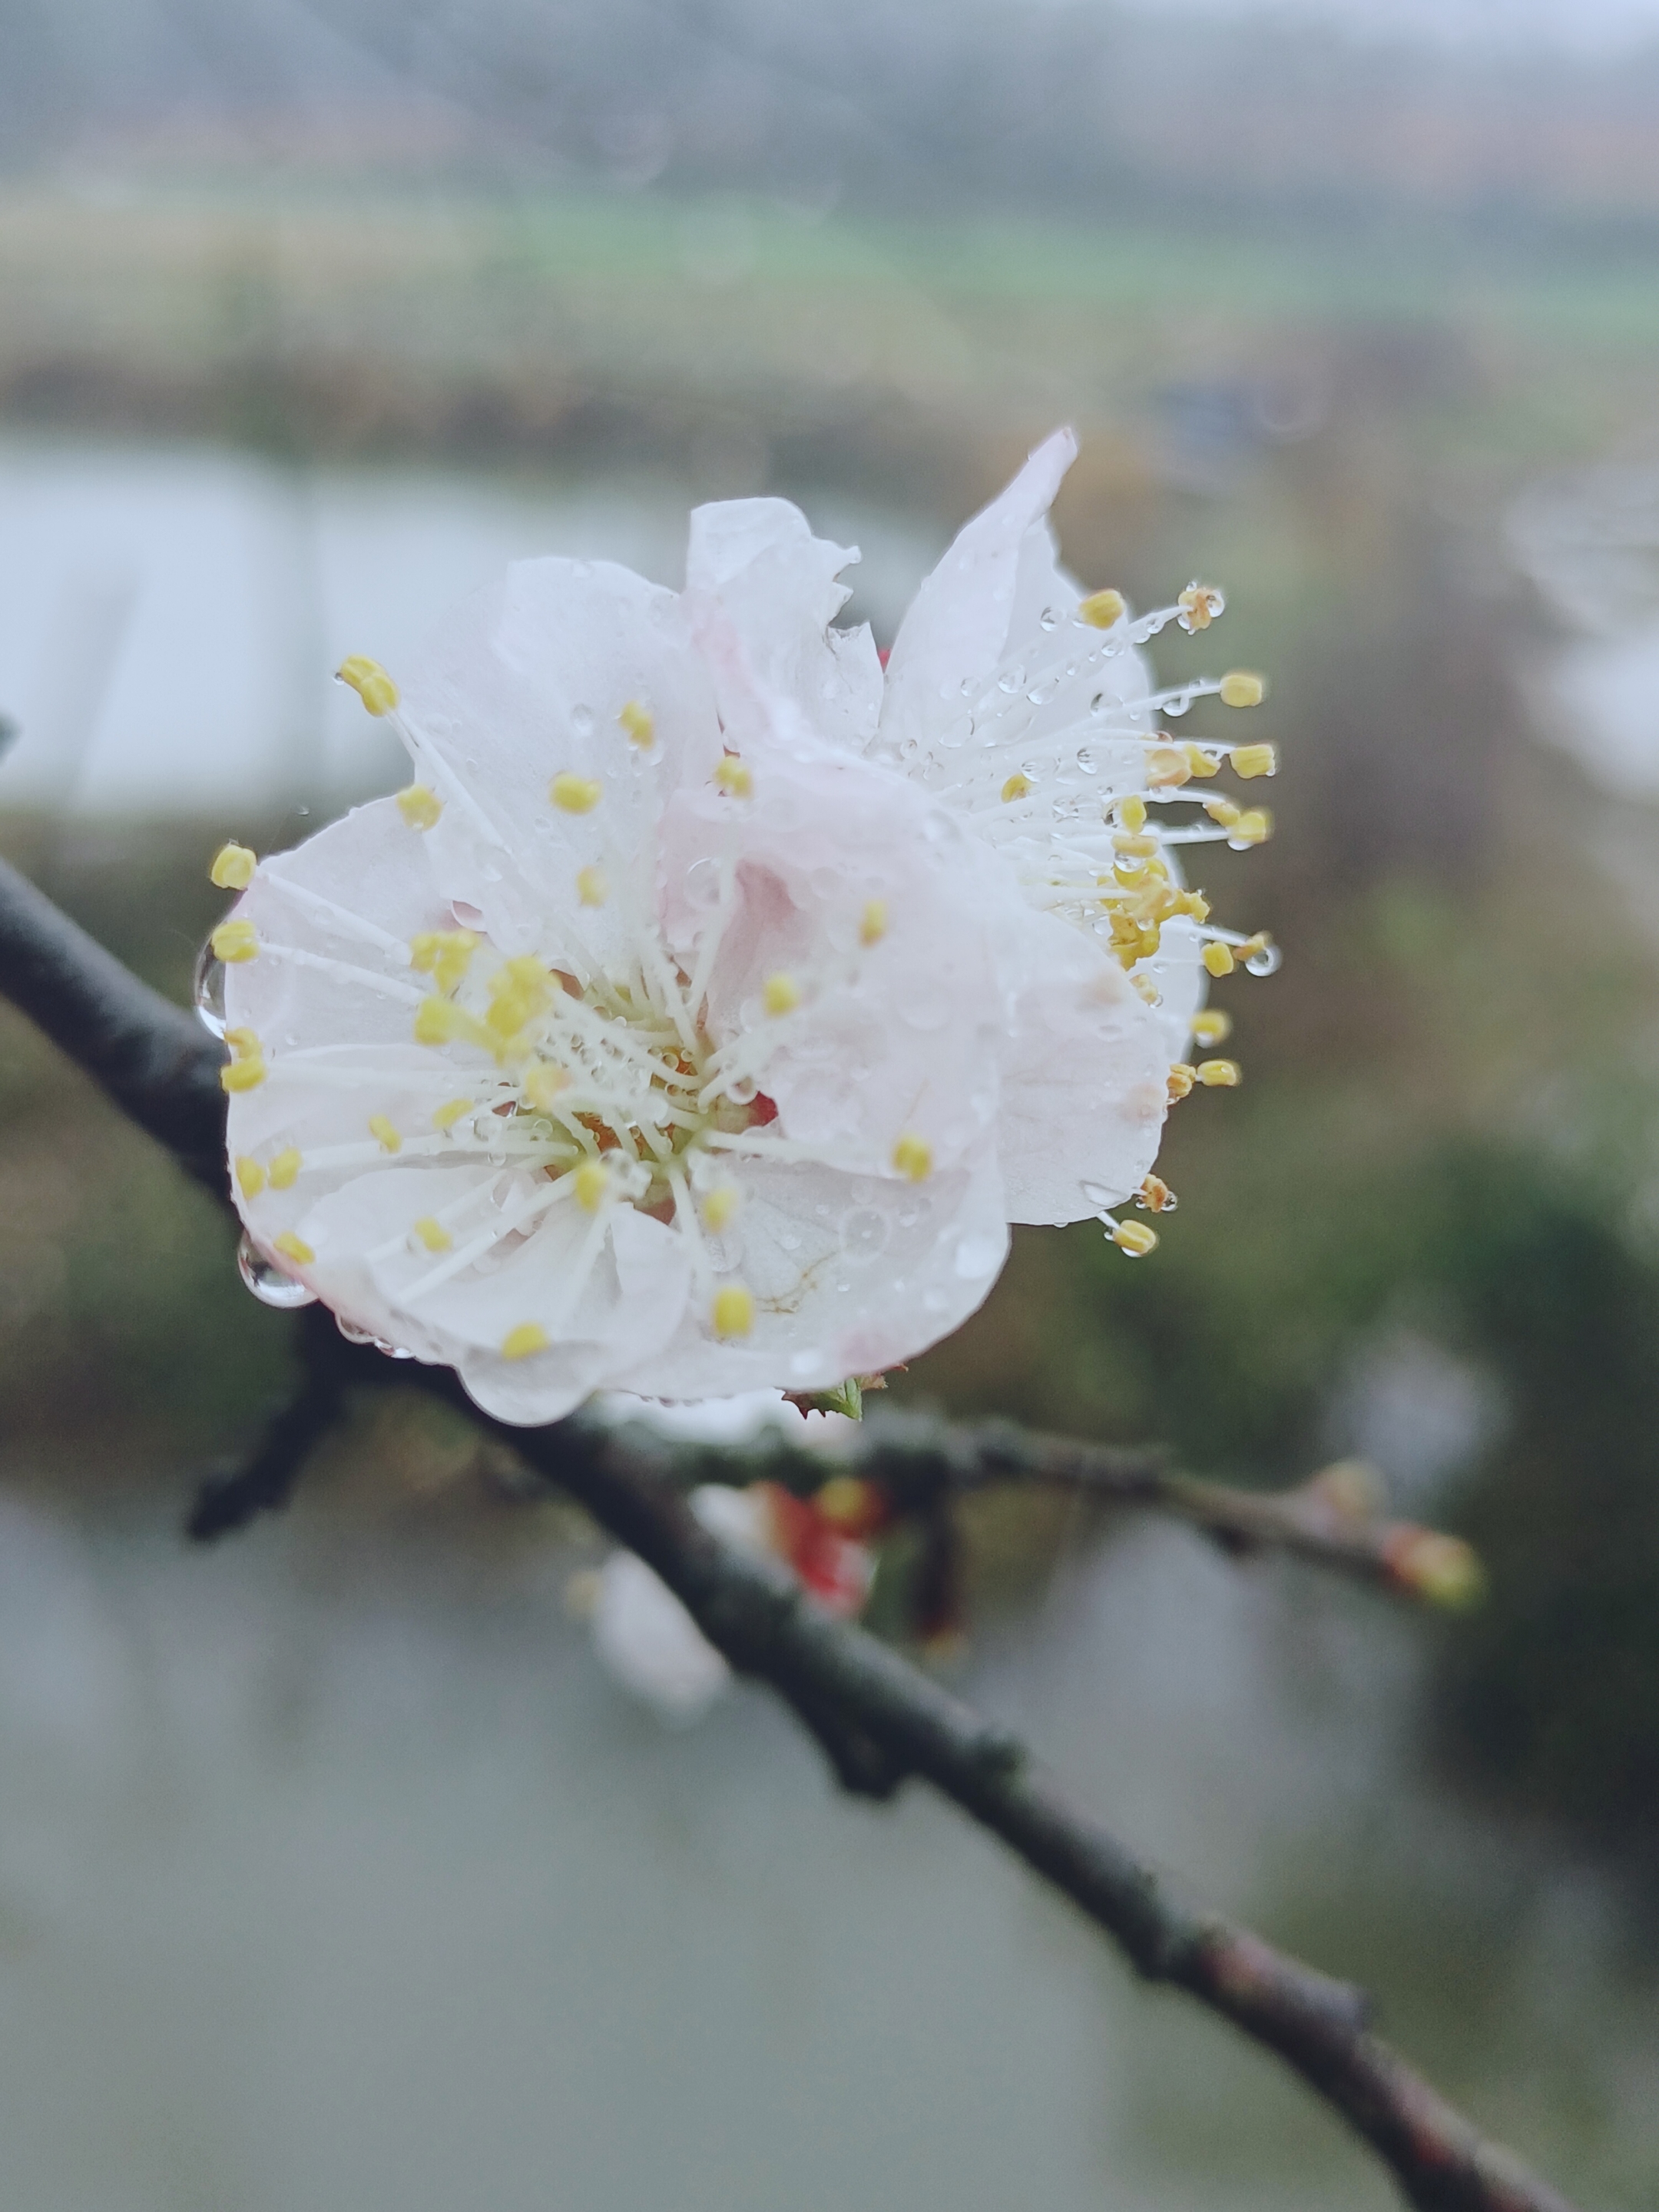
[
  {"left": 1113, "top": 857, "right": 1167, "bottom": 890},
  {"left": 1232, "top": 808, "right": 1273, "bottom": 846},
  {"left": 414, "top": 997, "right": 493, "bottom": 1054},
  {"left": 209, "top": 842, "right": 257, "bottom": 890},
  {"left": 396, "top": 784, "right": 442, "bottom": 830},
  {"left": 1197, "top": 1058, "right": 1241, "bottom": 1087},
  {"left": 1204, "top": 799, "right": 1243, "bottom": 827},
  {"left": 268, "top": 1147, "right": 302, "bottom": 1189},
  {"left": 1220, "top": 670, "right": 1267, "bottom": 709},
  {"left": 501, "top": 1323, "right": 549, "bottom": 1360},
  {"left": 273, "top": 1231, "right": 315, "bottom": 1267},
  {"left": 714, "top": 755, "right": 753, "bottom": 798},
  {"left": 220, "top": 1056, "right": 267, "bottom": 1093},
  {"left": 521, "top": 1064, "right": 568, "bottom": 1113},
  {"left": 712, "top": 1284, "right": 755, "bottom": 1339},
  {"left": 432, "top": 1097, "right": 473, "bottom": 1131},
  {"left": 1172, "top": 889, "right": 1210, "bottom": 922},
  {"left": 210, "top": 919, "right": 259, "bottom": 963},
  {"left": 1167, "top": 1063, "right": 1196, "bottom": 1101},
  {"left": 486, "top": 954, "right": 553, "bottom": 1041},
  {"left": 1230, "top": 743, "right": 1277, "bottom": 780},
  {"left": 1118, "top": 795, "right": 1148, "bottom": 833},
  {"left": 1111, "top": 1219, "right": 1159, "bottom": 1257},
  {"left": 1131, "top": 973, "right": 1160, "bottom": 1004},
  {"left": 223, "top": 1025, "right": 261, "bottom": 1059},
  {"left": 1183, "top": 743, "right": 1220, "bottom": 779},
  {"left": 550, "top": 773, "right": 602, "bottom": 815},
  {"left": 1144, "top": 747, "right": 1190, "bottom": 788},
  {"left": 1203, "top": 940, "right": 1235, "bottom": 979},
  {"left": 337, "top": 655, "right": 399, "bottom": 716},
  {"left": 369, "top": 1114, "right": 402, "bottom": 1154},
  {"left": 892, "top": 1132, "right": 933, "bottom": 1182},
  {"left": 234, "top": 1156, "right": 267, "bottom": 1199},
  {"left": 573, "top": 1160, "right": 611, "bottom": 1213},
  {"left": 1113, "top": 832, "right": 1159, "bottom": 858},
  {"left": 412, "top": 1216, "right": 452, "bottom": 1253},
  {"left": 1078, "top": 588, "right": 1126, "bottom": 629},
  {"left": 409, "top": 929, "right": 478, "bottom": 995},
  {"left": 1000, "top": 772, "right": 1031, "bottom": 803},
  {"left": 576, "top": 865, "right": 608, "bottom": 908},
  {"left": 618, "top": 700, "right": 656, "bottom": 748},
  {"left": 1178, "top": 583, "right": 1223, "bottom": 631},
  {"left": 1236, "top": 931, "right": 1273, "bottom": 966},
  {"left": 763, "top": 972, "right": 802, "bottom": 1017},
  {"left": 1190, "top": 1008, "right": 1232, "bottom": 1046},
  {"left": 859, "top": 899, "right": 889, "bottom": 947},
  {"left": 1386, "top": 1530, "right": 1487, "bottom": 1611},
  {"left": 701, "top": 1183, "right": 740, "bottom": 1233},
  {"left": 1138, "top": 1174, "right": 1175, "bottom": 1213}
]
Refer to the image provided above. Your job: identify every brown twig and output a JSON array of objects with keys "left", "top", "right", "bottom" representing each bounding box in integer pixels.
[{"left": 0, "top": 853, "right": 1575, "bottom": 2212}]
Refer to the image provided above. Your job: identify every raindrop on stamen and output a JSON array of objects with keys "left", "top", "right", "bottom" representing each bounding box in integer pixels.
[
  {"left": 191, "top": 942, "right": 227, "bottom": 1037},
  {"left": 1245, "top": 940, "right": 1283, "bottom": 976},
  {"left": 236, "top": 1230, "right": 318, "bottom": 1310}
]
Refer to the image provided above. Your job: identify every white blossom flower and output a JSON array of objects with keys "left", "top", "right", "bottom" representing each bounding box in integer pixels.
[
  {"left": 696, "top": 429, "right": 1279, "bottom": 1238},
  {"left": 214, "top": 531, "right": 1169, "bottom": 1424}
]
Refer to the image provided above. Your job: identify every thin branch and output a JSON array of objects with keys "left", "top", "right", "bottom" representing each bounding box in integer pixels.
[
  {"left": 653, "top": 1412, "right": 1484, "bottom": 1608},
  {"left": 187, "top": 1305, "right": 346, "bottom": 1541},
  {"left": 0, "top": 855, "right": 226, "bottom": 1190},
  {"left": 0, "top": 854, "right": 1575, "bottom": 2212}
]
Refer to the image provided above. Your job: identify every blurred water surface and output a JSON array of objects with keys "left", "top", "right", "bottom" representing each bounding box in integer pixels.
[{"left": 0, "top": 1471, "right": 1651, "bottom": 2212}]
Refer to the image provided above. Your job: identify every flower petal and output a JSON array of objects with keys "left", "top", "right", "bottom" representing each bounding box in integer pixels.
[{"left": 685, "top": 496, "right": 882, "bottom": 754}]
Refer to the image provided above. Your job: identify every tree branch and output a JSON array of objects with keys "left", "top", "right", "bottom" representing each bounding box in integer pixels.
[
  {"left": 655, "top": 1412, "right": 1485, "bottom": 1608},
  {"left": 0, "top": 855, "right": 226, "bottom": 1190},
  {"left": 0, "top": 852, "right": 1577, "bottom": 2212}
]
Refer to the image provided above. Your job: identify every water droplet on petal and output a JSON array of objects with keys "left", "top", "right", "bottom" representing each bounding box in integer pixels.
[
  {"left": 1039, "top": 606, "right": 1059, "bottom": 631},
  {"left": 571, "top": 704, "right": 594, "bottom": 736},
  {"left": 237, "top": 1230, "right": 317, "bottom": 1310},
  {"left": 1075, "top": 748, "right": 1097, "bottom": 775},
  {"left": 839, "top": 1208, "right": 889, "bottom": 1257},
  {"left": 685, "top": 857, "right": 722, "bottom": 910},
  {"left": 191, "top": 942, "right": 227, "bottom": 1037}
]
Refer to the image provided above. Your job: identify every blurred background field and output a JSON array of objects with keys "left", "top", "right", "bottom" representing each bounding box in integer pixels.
[{"left": 6, "top": 2, "right": 1659, "bottom": 2206}]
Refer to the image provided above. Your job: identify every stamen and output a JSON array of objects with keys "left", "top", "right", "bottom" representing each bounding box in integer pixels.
[
  {"left": 501, "top": 1323, "right": 549, "bottom": 1359},
  {"left": 412, "top": 1216, "right": 452, "bottom": 1253},
  {"left": 1177, "top": 584, "right": 1224, "bottom": 632},
  {"left": 763, "top": 973, "right": 801, "bottom": 1016},
  {"left": 1232, "top": 809, "right": 1273, "bottom": 846},
  {"left": 1145, "top": 747, "right": 1190, "bottom": 788},
  {"left": 701, "top": 1182, "right": 740, "bottom": 1232},
  {"left": 1137, "top": 1174, "right": 1176, "bottom": 1213},
  {"left": 1000, "top": 773, "right": 1031, "bottom": 803},
  {"left": 712, "top": 1285, "right": 755, "bottom": 1338},
  {"left": 1078, "top": 589, "right": 1126, "bottom": 629},
  {"left": 892, "top": 1133, "right": 932, "bottom": 1182},
  {"left": 234, "top": 1157, "right": 266, "bottom": 1198},
  {"left": 1203, "top": 942, "right": 1235, "bottom": 978},
  {"left": 577, "top": 866, "right": 608, "bottom": 907},
  {"left": 269, "top": 1147, "right": 301, "bottom": 1188},
  {"left": 1190, "top": 1008, "right": 1232, "bottom": 1046},
  {"left": 573, "top": 1161, "right": 611, "bottom": 1213},
  {"left": 1167, "top": 1064, "right": 1196, "bottom": 1101},
  {"left": 410, "top": 929, "right": 478, "bottom": 995},
  {"left": 521, "top": 1065, "right": 568, "bottom": 1113},
  {"left": 1111, "top": 1219, "right": 1158, "bottom": 1257},
  {"left": 859, "top": 899, "right": 888, "bottom": 946},
  {"left": 618, "top": 700, "right": 655, "bottom": 748},
  {"left": 1220, "top": 671, "right": 1267, "bottom": 709},
  {"left": 273, "top": 1231, "right": 315, "bottom": 1267},
  {"left": 1118, "top": 796, "right": 1147, "bottom": 832},
  {"left": 551, "top": 773, "right": 602, "bottom": 815},
  {"left": 415, "top": 997, "right": 497, "bottom": 1055},
  {"left": 1197, "top": 1059, "right": 1241, "bottom": 1087},
  {"left": 369, "top": 1114, "right": 402, "bottom": 1154},
  {"left": 211, "top": 919, "right": 258, "bottom": 963},
  {"left": 1183, "top": 743, "right": 1220, "bottom": 779},
  {"left": 1231, "top": 743, "right": 1277, "bottom": 780},
  {"left": 714, "top": 755, "right": 753, "bottom": 799},
  {"left": 338, "top": 656, "right": 399, "bottom": 715},
  {"left": 432, "top": 1098, "right": 473, "bottom": 1131},
  {"left": 210, "top": 843, "right": 257, "bottom": 890},
  {"left": 396, "top": 785, "right": 442, "bottom": 830}
]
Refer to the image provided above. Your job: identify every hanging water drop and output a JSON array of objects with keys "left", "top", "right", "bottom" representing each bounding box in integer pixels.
[
  {"left": 1245, "top": 939, "right": 1283, "bottom": 977},
  {"left": 236, "top": 1230, "right": 318, "bottom": 1310},
  {"left": 191, "top": 941, "right": 227, "bottom": 1037}
]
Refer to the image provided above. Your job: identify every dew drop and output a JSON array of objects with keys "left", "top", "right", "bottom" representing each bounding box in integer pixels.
[
  {"left": 1075, "top": 748, "right": 1097, "bottom": 775},
  {"left": 1090, "top": 693, "right": 1107, "bottom": 715},
  {"left": 996, "top": 664, "right": 1025, "bottom": 694},
  {"left": 839, "top": 1208, "right": 889, "bottom": 1258},
  {"left": 191, "top": 942, "right": 227, "bottom": 1037},
  {"left": 571, "top": 704, "right": 594, "bottom": 737},
  {"left": 1245, "top": 940, "right": 1283, "bottom": 976},
  {"left": 685, "top": 857, "right": 722, "bottom": 910},
  {"left": 237, "top": 1230, "right": 318, "bottom": 1310},
  {"left": 336, "top": 1315, "right": 393, "bottom": 1350},
  {"left": 1039, "top": 606, "right": 1059, "bottom": 631},
  {"left": 959, "top": 676, "right": 976, "bottom": 697}
]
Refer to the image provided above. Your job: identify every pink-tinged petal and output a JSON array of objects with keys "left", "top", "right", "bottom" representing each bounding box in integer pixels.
[
  {"left": 685, "top": 497, "right": 882, "bottom": 754},
  {"left": 397, "top": 557, "right": 724, "bottom": 963},
  {"left": 994, "top": 911, "right": 1170, "bottom": 1226},
  {"left": 881, "top": 427, "right": 1078, "bottom": 755},
  {"left": 611, "top": 1151, "right": 1008, "bottom": 1403}
]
